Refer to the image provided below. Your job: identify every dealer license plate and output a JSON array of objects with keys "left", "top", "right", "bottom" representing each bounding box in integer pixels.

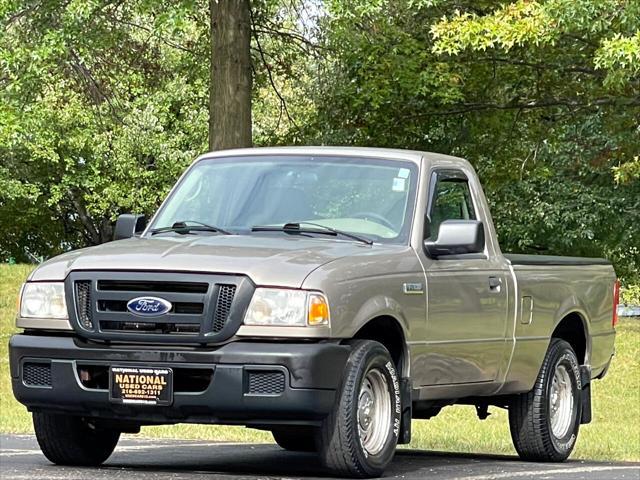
[{"left": 109, "top": 366, "right": 173, "bottom": 406}]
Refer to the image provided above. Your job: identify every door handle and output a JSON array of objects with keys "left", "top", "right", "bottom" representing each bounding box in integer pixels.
[{"left": 488, "top": 276, "right": 502, "bottom": 292}]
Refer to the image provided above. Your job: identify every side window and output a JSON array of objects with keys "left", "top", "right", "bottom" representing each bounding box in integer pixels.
[{"left": 427, "top": 174, "right": 476, "bottom": 240}]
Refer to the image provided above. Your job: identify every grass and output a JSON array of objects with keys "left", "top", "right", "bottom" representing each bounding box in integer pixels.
[
  {"left": 1, "top": 264, "right": 638, "bottom": 460},
  {"left": 1, "top": 264, "right": 33, "bottom": 433}
]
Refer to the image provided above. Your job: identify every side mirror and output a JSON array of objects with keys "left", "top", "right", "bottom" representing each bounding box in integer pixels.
[
  {"left": 114, "top": 214, "right": 146, "bottom": 241},
  {"left": 424, "top": 220, "right": 484, "bottom": 258}
]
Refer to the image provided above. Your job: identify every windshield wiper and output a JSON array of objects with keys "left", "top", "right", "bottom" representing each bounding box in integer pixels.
[
  {"left": 251, "top": 222, "right": 373, "bottom": 245},
  {"left": 150, "top": 220, "right": 232, "bottom": 236}
]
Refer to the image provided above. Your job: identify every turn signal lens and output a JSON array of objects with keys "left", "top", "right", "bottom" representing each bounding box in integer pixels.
[{"left": 308, "top": 293, "right": 330, "bottom": 326}]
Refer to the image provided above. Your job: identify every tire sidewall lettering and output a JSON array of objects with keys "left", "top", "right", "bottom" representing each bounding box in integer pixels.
[
  {"left": 557, "top": 352, "right": 582, "bottom": 390},
  {"left": 385, "top": 360, "right": 401, "bottom": 438}
]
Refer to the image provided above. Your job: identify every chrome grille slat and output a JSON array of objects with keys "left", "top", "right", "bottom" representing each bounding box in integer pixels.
[{"left": 97, "top": 280, "right": 208, "bottom": 294}]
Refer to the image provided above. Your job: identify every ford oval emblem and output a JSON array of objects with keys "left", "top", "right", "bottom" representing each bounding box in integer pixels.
[{"left": 126, "top": 297, "right": 172, "bottom": 317}]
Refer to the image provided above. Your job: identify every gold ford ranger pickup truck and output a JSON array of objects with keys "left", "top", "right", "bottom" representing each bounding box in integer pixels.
[{"left": 10, "top": 147, "right": 618, "bottom": 477}]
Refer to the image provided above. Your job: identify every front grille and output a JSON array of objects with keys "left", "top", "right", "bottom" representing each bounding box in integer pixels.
[
  {"left": 68, "top": 272, "right": 252, "bottom": 344},
  {"left": 213, "top": 285, "right": 236, "bottom": 332},
  {"left": 75, "top": 280, "right": 93, "bottom": 329},
  {"left": 23, "top": 363, "right": 52, "bottom": 387},
  {"left": 247, "top": 371, "right": 285, "bottom": 395}
]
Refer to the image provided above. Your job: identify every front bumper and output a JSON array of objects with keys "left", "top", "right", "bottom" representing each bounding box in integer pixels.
[{"left": 9, "top": 334, "right": 349, "bottom": 427}]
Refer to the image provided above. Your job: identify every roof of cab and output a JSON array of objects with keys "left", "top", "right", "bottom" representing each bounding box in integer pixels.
[{"left": 196, "top": 146, "right": 468, "bottom": 166}]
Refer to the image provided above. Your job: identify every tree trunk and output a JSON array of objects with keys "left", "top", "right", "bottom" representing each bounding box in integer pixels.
[{"left": 209, "top": 0, "right": 252, "bottom": 151}]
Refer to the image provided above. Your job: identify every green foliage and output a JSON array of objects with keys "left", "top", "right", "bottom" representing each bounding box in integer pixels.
[
  {"left": 431, "top": 1, "right": 555, "bottom": 54},
  {"left": 0, "top": 0, "right": 311, "bottom": 261},
  {"left": 0, "top": 0, "right": 210, "bottom": 259},
  {"left": 428, "top": 0, "right": 640, "bottom": 281},
  {"left": 614, "top": 156, "right": 640, "bottom": 184},
  {"left": 595, "top": 32, "right": 640, "bottom": 86},
  {"left": 621, "top": 285, "right": 640, "bottom": 306},
  {"left": 431, "top": 0, "right": 640, "bottom": 87},
  {"left": 0, "top": 0, "right": 638, "bottom": 283},
  {"left": 300, "top": 0, "right": 639, "bottom": 282}
]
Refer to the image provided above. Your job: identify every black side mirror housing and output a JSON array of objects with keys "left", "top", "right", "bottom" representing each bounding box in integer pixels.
[
  {"left": 114, "top": 214, "right": 147, "bottom": 241},
  {"left": 424, "top": 219, "right": 485, "bottom": 258}
]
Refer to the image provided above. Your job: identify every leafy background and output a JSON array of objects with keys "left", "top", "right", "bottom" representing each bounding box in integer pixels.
[{"left": 1, "top": 0, "right": 638, "bottom": 284}]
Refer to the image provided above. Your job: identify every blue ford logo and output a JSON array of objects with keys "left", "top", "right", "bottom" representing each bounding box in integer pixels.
[{"left": 126, "top": 297, "right": 172, "bottom": 317}]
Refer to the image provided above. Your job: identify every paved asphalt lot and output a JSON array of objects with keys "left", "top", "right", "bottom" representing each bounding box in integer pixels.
[{"left": 1, "top": 434, "right": 638, "bottom": 480}]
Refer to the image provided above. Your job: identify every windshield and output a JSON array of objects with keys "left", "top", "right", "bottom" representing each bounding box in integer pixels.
[{"left": 149, "top": 155, "right": 418, "bottom": 244}]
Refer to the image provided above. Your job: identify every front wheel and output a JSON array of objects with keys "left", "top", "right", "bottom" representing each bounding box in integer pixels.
[
  {"left": 509, "top": 338, "right": 582, "bottom": 462},
  {"left": 317, "top": 340, "right": 401, "bottom": 478},
  {"left": 33, "top": 412, "right": 120, "bottom": 466}
]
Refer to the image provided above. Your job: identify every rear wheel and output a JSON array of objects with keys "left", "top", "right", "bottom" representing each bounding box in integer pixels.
[
  {"left": 33, "top": 412, "right": 120, "bottom": 466},
  {"left": 272, "top": 427, "right": 317, "bottom": 452},
  {"left": 317, "top": 340, "right": 401, "bottom": 478},
  {"left": 509, "top": 338, "right": 582, "bottom": 461}
]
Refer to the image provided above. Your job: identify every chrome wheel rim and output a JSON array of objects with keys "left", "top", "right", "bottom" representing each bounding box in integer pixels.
[
  {"left": 550, "top": 364, "right": 574, "bottom": 438},
  {"left": 358, "top": 368, "right": 391, "bottom": 456}
]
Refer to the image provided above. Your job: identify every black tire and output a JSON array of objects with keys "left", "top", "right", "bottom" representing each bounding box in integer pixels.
[
  {"left": 33, "top": 412, "right": 120, "bottom": 466},
  {"left": 272, "top": 426, "right": 318, "bottom": 452},
  {"left": 317, "top": 340, "right": 401, "bottom": 478},
  {"left": 509, "top": 338, "right": 583, "bottom": 462}
]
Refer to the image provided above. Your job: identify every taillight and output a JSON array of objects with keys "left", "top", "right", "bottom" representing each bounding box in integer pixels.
[{"left": 612, "top": 279, "right": 620, "bottom": 327}]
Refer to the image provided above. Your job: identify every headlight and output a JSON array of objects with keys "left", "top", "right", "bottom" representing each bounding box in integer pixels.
[
  {"left": 244, "top": 289, "right": 330, "bottom": 327},
  {"left": 20, "top": 282, "right": 68, "bottom": 319}
]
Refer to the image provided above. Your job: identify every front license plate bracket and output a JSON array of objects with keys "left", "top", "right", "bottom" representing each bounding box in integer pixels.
[{"left": 109, "top": 366, "right": 173, "bottom": 406}]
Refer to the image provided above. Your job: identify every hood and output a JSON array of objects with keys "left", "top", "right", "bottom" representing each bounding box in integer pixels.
[{"left": 30, "top": 234, "right": 383, "bottom": 288}]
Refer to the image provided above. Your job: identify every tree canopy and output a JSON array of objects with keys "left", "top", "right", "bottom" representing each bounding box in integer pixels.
[
  {"left": 0, "top": 0, "right": 311, "bottom": 253},
  {"left": 1, "top": 0, "right": 638, "bottom": 282},
  {"left": 302, "top": 0, "right": 639, "bottom": 281}
]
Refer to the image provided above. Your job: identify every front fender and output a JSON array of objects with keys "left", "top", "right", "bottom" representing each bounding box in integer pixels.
[{"left": 349, "top": 294, "right": 410, "bottom": 339}]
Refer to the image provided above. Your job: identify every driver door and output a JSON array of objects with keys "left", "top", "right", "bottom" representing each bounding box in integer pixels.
[{"left": 416, "top": 169, "right": 510, "bottom": 385}]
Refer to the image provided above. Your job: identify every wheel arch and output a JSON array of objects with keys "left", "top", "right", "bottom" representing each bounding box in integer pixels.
[
  {"left": 350, "top": 315, "right": 409, "bottom": 378},
  {"left": 551, "top": 311, "right": 589, "bottom": 365}
]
